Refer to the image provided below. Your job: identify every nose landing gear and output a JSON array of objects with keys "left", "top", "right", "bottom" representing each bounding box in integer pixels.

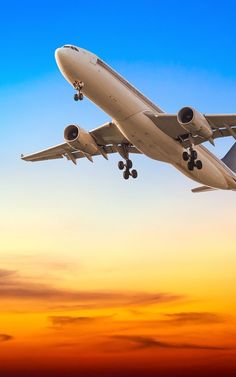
[
  {"left": 118, "top": 158, "right": 138, "bottom": 180},
  {"left": 73, "top": 81, "right": 84, "bottom": 101},
  {"left": 182, "top": 148, "right": 203, "bottom": 171}
]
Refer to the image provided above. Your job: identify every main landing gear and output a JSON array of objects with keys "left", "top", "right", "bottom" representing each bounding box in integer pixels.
[
  {"left": 118, "top": 159, "right": 138, "bottom": 180},
  {"left": 117, "top": 144, "right": 138, "bottom": 180},
  {"left": 182, "top": 148, "right": 203, "bottom": 171},
  {"left": 73, "top": 81, "right": 84, "bottom": 101}
]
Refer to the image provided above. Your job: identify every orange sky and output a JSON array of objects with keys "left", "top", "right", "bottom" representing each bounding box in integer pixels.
[
  {"left": 1, "top": 158, "right": 236, "bottom": 376},
  {"left": 1, "top": 160, "right": 236, "bottom": 376},
  {"left": 0, "top": 242, "right": 236, "bottom": 377}
]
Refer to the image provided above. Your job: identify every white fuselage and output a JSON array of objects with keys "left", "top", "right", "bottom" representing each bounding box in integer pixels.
[{"left": 55, "top": 45, "right": 236, "bottom": 190}]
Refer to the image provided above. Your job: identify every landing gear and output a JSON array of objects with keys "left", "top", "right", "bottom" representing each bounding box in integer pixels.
[
  {"left": 73, "top": 81, "right": 84, "bottom": 101},
  {"left": 118, "top": 161, "right": 125, "bottom": 170},
  {"left": 131, "top": 169, "right": 138, "bottom": 178},
  {"left": 195, "top": 160, "right": 203, "bottom": 170},
  {"left": 123, "top": 169, "right": 130, "bottom": 180},
  {"left": 182, "top": 148, "right": 203, "bottom": 171},
  {"left": 182, "top": 151, "right": 189, "bottom": 161},
  {"left": 74, "top": 93, "right": 84, "bottom": 101},
  {"left": 187, "top": 161, "right": 194, "bottom": 171},
  {"left": 117, "top": 145, "right": 138, "bottom": 180},
  {"left": 118, "top": 159, "right": 138, "bottom": 180}
]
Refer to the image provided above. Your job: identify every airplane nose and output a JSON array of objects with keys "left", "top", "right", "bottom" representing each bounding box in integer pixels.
[
  {"left": 55, "top": 47, "right": 76, "bottom": 77},
  {"left": 55, "top": 47, "right": 67, "bottom": 65},
  {"left": 55, "top": 47, "right": 80, "bottom": 84}
]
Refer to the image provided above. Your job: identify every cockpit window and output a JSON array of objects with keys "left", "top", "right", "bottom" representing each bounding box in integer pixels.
[{"left": 63, "top": 45, "right": 79, "bottom": 52}]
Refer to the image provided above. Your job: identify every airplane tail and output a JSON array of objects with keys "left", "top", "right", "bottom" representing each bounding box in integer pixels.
[{"left": 222, "top": 142, "right": 236, "bottom": 174}]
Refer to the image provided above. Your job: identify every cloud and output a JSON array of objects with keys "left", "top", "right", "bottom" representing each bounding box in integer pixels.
[
  {"left": 49, "top": 315, "right": 113, "bottom": 327},
  {"left": 163, "top": 312, "right": 226, "bottom": 325},
  {"left": 0, "top": 269, "right": 183, "bottom": 309},
  {"left": 110, "top": 335, "right": 230, "bottom": 351},
  {"left": 0, "top": 334, "right": 13, "bottom": 342},
  {"left": 0, "top": 269, "right": 17, "bottom": 279}
]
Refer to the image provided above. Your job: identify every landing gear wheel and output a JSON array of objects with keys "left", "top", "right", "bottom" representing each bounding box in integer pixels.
[
  {"left": 78, "top": 93, "right": 84, "bottom": 100},
  {"left": 187, "top": 161, "right": 194, "bottom": 171},
  {"left": 195, "top": 160, "right": 203, "bottom": 170},
  {"left": 118, "top": 161, "right": 125, "bottom": 170},
  {"left": 126, "top": 159, "right": 133, "bottom": 169},
  {"left": 131, "top": 169, "right": 138, "bottom": 179},
  {"left": 182, "top": 151, "right": 189, "bottom": 161},
  {"left": 74, "top": 93, "right": 79, "bottom": 101},
  {"left": 123, "top": 170, "right": 130, "bottom": 180},
  {"left": 191, "top": 150, "right": 198, "bottom": 160}
]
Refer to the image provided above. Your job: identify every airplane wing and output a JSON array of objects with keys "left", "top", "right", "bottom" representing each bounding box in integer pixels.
[
  {"left": 21, "top": 122, "right": 141, "bottom": 163},
  {"left": 144, "top": 111, "right": 236, "bottom": 148}
]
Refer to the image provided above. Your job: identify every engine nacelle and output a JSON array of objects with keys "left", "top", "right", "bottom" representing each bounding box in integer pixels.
[
  {"left": 64, "top": 125, "right": 99, "bottom": 155},
  {"left": 177, "top": 107, "right": 213, "bottom": 139}
]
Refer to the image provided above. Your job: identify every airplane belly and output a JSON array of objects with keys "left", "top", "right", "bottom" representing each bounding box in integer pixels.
[
  {"left": 175, "top": 148, "right": 229, "bottom": 189},
  {"left": 64, "top": 57, "right": 149, "bottom": 121},
  {"left": 116, "top": 112, "right": 182, "bottom": 162}
]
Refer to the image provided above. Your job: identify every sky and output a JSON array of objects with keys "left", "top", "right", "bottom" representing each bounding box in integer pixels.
[{"left": 1, "top": 1, "right": 236, "bottom": 376}]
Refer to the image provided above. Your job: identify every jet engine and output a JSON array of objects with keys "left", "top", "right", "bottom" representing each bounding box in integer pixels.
[
  {"left": 177, "top": 107, "right": 213, "bottom": 140},
  {"left": 64, "top": 125, "right": 99, "bottom": 155}
]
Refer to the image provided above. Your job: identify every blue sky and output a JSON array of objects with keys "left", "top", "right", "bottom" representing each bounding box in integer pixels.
[
  {"left": 1, "top": 0, "right": 236, "bottom": 209},
  {"left": 1, "top": 0, "right": 236, "bottom": 85}
]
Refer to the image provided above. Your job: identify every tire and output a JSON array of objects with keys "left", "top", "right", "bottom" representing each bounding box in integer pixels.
[
  {"left": 126, "top": 159, "right": 133, "bottom": 169},
  {"left": 131, "top": 169, "right": 138, "bottom": 179},
  {"left": 195, "top": 160, "right": 203, "bottom": 170},
  {"left": 187, "top": 161, "right": 194, "bottom": 171},
  {"left": 191, "top": 150, "right": 198, "bottom": 160},
  {"left": 182, "top": 151, "right": 189, "bottom": 161},
  {"left": 74, "top": 94, "right": 79, "bottom": 101},
  {"left": 123, "top": 170, "right": 130, "bottom": 180},
  {"left": 79, "top": 93, "right": 84, "bottom": 100},
  {"left": 118, "top": 161, "right": 125, "bottom": 170}
]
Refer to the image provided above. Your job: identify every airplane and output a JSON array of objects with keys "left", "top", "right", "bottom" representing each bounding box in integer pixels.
[{"left": 22, "top": 44, "right": 236, "bottom": 193}]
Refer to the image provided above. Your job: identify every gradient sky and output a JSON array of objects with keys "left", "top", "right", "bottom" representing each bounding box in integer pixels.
[{"left": 1, "top": 1, "right": 236, "bottom": 376}]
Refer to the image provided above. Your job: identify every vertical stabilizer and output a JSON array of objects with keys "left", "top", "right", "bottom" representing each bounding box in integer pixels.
[{"left": 222, "top": 142, "right": 236, "bottom": 173}]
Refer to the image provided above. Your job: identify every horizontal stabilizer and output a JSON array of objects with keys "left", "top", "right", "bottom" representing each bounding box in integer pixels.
[
  {"left": 222, "top": 142, "right": 236, "bottom": 174},
  {"left": 192, "top": 186, "right": 217, "bottom": 193}
]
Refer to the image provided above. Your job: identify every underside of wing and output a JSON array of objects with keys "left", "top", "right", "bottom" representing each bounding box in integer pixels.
[
  {"left": 21, "top": 144, "right": 140, "bottom": 163},
  {"left": 90, "top": 122, "right": 129, "bottom": 145},
  {"left": 21, "top": 122, "right": 141, "bottom": 163},
  {"left": 144, "top": 111, "right": 236, "bottom": 148},
  {"left": 21, "top": 143, "right": 70, "bottom": 162}
]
